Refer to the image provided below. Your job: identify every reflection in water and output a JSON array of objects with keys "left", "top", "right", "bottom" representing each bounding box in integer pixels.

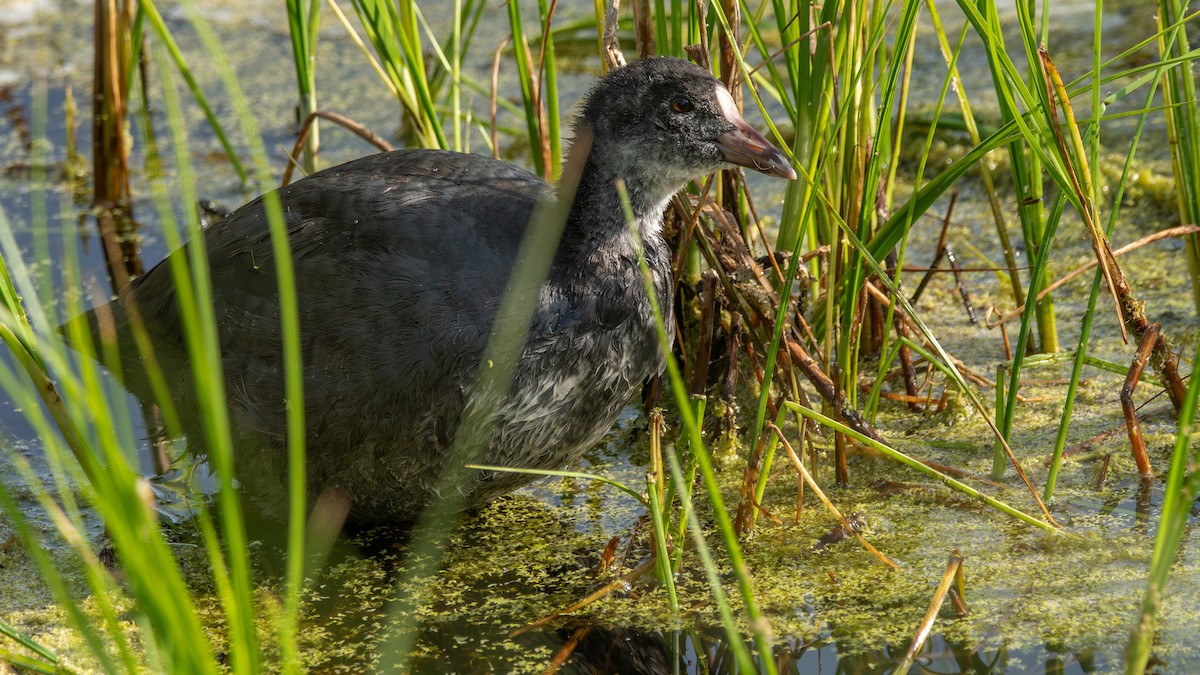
[
  {"left": 477, "top": 624, "right": 1104, "bottom": 674},
  {"left": 547, "top": 626, "right": 1106, "bottom": 674}
]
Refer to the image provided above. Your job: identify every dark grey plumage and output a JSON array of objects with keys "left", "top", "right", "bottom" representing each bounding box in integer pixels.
[{"left": 71, "top": 57, "right": 795, "bottom": 524}]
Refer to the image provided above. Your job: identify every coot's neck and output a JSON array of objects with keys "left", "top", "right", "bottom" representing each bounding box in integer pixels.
[
  {"left": 555, "top": 132, "right": 680, "bottom": 263},
  {"left": 545, "top": 127, "right": 677, "bottom": 347}
]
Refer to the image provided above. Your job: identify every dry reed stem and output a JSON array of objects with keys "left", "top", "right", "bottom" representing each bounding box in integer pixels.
[
  {"left": 510, "top": 558, "right": 656, "bottom": 637},
  {"left": 601, "top": 0, "right": 625, "bottom": 71},
  {"left": 894, "top": 550, "right": 966, "bottom": 675},
  {"left": 1039, "top": 48, "right": 1126, "bottom": 340},
  {"left": 542, "top": 625, "right": 592, "bottom": 675},
  {"left": 771, "top": 423, "right": 899, "bottom": 569},
  {"left": 1121, "top": 324, "right": 1162, "bottom": 479}
]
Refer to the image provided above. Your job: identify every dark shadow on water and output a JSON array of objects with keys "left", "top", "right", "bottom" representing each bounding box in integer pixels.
[{"left": 409, "top": 623, "right": 1109, "bottom": 674}]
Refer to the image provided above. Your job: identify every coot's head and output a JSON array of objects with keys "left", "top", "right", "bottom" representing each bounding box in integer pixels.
[{"left": 577, "top": 58, "right": 796, "bottom": 193}]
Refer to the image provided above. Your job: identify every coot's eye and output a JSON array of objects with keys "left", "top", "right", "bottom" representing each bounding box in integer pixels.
[{"left": 670, "top": 97, "right": 693, "bottom": 113}]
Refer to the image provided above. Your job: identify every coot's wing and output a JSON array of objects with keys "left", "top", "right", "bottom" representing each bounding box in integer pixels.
[{"left": 123, "top": 149, "right": 551, "bottom": 452}]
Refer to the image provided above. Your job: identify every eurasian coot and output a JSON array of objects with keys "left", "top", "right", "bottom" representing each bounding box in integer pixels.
[{"left": 73, "top": 57, "right": 795, "bottom": 523}]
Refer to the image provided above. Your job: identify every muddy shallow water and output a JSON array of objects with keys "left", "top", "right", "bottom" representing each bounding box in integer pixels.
[{"left": 1, "top": 0, "right": 1199, "bottom": 672}]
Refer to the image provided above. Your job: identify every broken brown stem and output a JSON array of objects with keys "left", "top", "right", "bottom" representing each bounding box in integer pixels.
[
  {"left": 891, "top": 297, "right": 921, "bottom": 412},
  {"left": 542, "top": 625, "right": 592, "bottom": 675},
  {"left": 782, "top": 336, "right": 885, "bottom": 445},
  {"left": 1121, "top": 323, "right": 1162, "bottom": 480},
  {"left": 1040, "top": 51, "right": 1185, "bottom": 414},
  {"left": 692, "top": 272, "right": 719, "bottom": 396},
  {"left": 282, "top": 110, "right": 394, "bottom": 186}
]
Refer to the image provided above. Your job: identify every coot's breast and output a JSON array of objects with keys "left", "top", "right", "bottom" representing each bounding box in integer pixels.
[{"left": 475, "top": 231, "right": 675, "bottom": 499}]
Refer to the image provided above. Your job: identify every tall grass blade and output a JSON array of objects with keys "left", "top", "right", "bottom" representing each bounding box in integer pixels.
[
  {"left": 379, "top": 126, "right": 588, "bottom": 673},
  {"left": 175, "top": 0, "right": 323, "bottom": 669},
  {"left": 286, "top": 0, "right": 322, "bottom": 173},
  {"left": 1156, "top": 0, "right": 1200, "bottom": 316},
  {"left": 145, "top": 33, "right": 260, "bottom": 672},
  {"left": 620, "top": 180, "right": 771, "bottom": 673},
  {"left": 506, "top": 0, "right": 550, "bottom": 177},
  {"left": 137, "top": 0, "right": 248, "bottom": 183}
]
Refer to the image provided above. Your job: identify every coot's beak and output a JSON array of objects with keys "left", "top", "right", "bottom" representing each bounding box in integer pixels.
[
  {"left": 716, "top": 118, "right": 797, "bottom": 180},
  {"left": 713, "top": 87, "right": 797, "bottom": 180}
]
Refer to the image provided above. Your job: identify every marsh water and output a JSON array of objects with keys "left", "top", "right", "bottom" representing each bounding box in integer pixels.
[{"left": 2, "top": 0, "right": 1200, "bottom": 672}]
